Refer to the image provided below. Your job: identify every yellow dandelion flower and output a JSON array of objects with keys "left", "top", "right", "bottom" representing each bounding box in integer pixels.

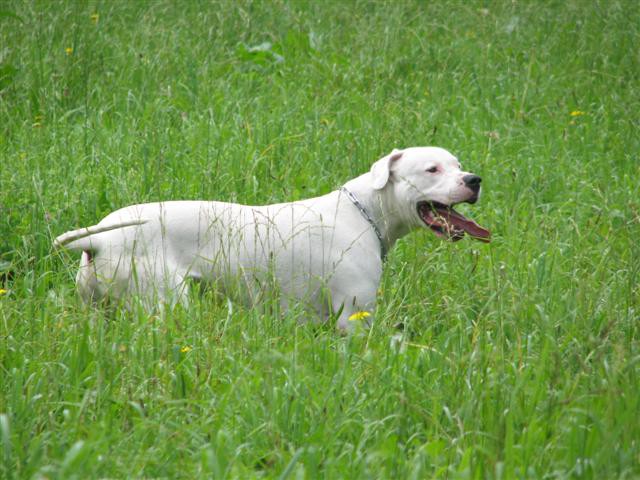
[
  {"left": 180, "top": 345, "right": 192, "bottom": 353},
  {"left": 90, "top": 13, "right": 99, "bottom": 23},
  {"left": 65, "top": 47, "right": 73, "bottom": 56},
  {"left": 570, "top": 110, "right": 586, "bottom": 117},
  {"left": 348, "top": 311, "right": 371, "bottom": 322},
  {"left": 0, "top": 289, "right": 7, "bottom": 296}
]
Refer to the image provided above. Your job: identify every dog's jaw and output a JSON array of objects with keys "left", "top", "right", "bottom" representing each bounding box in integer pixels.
[{"left": 416, "top": 200, "right": 490, "bottom": 242}]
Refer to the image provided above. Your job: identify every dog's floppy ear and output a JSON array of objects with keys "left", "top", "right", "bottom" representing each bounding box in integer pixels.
[{"left": 370, "top": 149, "right": 403, "bottom": 190}]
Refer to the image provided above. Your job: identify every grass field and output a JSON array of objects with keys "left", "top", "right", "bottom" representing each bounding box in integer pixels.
[{"left": 1, "top": 0, "right": 639, "bottom": 478}]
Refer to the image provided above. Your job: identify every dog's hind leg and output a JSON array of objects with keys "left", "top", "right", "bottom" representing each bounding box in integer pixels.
[
  {"left": 132, "top": 270, "right": 191, "bottom": 311},
  {"left": 76, "top": 251, "right": 100, "bottom": 304}
]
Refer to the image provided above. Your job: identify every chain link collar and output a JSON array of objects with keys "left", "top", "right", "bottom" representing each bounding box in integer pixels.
[{"left": 340, "top": 187, "right": 387, "bottom": 262}]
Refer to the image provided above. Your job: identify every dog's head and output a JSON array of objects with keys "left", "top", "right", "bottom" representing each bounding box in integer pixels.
[{"left": 371, "top": 147, "right": 490, "bottom": 242}]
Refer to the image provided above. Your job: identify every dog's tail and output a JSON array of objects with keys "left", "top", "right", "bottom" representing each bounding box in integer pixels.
[{"left": 53, "top": 219, "right": 148, "bottom": 253}]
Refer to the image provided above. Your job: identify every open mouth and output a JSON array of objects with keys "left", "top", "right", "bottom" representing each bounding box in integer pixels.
[{"left": 417, "top": 201, "right": 491, "bottom": 242}]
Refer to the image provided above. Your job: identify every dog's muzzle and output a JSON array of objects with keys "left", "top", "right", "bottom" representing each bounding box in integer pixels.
[{"left": 462, "top": 175, "right": 482, "bottom": 203}]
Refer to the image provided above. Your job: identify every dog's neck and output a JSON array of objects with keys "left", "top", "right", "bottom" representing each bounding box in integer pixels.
[{"left": 342, "top": 174, "right": 413, "bottom": 253}]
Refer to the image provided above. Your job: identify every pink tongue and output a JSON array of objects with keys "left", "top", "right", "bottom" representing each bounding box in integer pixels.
[{"left": 437, "top": 207, "right": 491, "bottom": 242}]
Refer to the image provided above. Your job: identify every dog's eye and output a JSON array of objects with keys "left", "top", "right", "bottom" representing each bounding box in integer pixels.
[{"left": 426, "top": 166, "right": 438, "bottom": 173}]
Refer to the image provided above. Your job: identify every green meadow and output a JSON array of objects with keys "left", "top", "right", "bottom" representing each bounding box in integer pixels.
[{"left": 1, "top": 0, "right": 639, "bottom": 478}]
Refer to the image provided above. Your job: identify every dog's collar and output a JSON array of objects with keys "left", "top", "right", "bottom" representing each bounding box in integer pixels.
[{"left": 340, "top": 186, "right": 387, "bottom": 262}]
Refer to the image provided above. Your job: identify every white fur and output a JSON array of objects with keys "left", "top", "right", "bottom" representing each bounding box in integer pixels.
[{"left": 54, "top": 147, "right": 480, "bottom": 331}]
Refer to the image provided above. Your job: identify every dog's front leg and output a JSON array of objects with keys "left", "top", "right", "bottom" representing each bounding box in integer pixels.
[
  {"left": 331, "top": 281, "right": 378, "bottom": 333},
  {"left": 335, "top": 307, "right": 375, "bottom": 333}
]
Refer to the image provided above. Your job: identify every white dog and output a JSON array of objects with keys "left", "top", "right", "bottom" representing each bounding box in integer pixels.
[{"left": 54, "top": 147, "right": 490, "bottom": 331}]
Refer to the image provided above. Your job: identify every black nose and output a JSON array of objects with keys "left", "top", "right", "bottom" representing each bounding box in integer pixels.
[{"left": 463, "top": 175, "right": 482, "bottom": 189}]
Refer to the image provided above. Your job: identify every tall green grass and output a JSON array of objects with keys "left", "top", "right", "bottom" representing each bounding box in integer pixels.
[{"left": 1, "top": 0, "right": 639, "bottom": 478}]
